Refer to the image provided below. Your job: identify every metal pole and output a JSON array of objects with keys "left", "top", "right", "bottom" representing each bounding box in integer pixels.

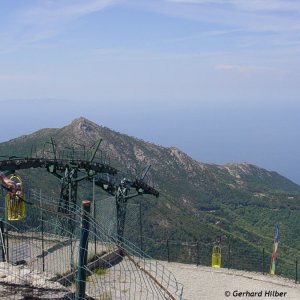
[
  {"left": 196, "top": 241, "right": 200, "bottom": 266},
  {"left": 40, "top": 189, "right": 45, "bottom": 272},
  {"left": 0, "top": 218, "right": 5, "bottom": 261},
  {"left": 75, "top": 200, "right": 91, "bottom": 300},
  {"left": 262, "top": 248, "right": 265, "bottom": 275},
  {"left": 3, "top": 189, "right": 9, "bottom": 262},
  {"left": 139, "top": 202, "right": 143, "bottom": 252},
  {"left": 0, "top": 190, "right": 6, "bottom": 262},
  {"left": 228, "top": 239, "right": 231, "bottom": 269},
  {"left": 296, "top": 258, "right": 298, "bottom": 284},
  {"left": 69, "top": 182, "right": 74, "bottom": 272},
  {"left": 93, "top": 177, "right": 96, "bottom": 255},
  {"left": 5, "top": 209, "right": 9, "bottom": 262},
  {"left": 167, "top": 239, "right": 170, "bottom": 263}
]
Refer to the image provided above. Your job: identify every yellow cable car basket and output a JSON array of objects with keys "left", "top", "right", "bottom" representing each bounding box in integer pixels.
[
  {"left": 6, "top": 174, "right": 26, "bottom": 221},
  {"left": 211, "top": 245, "right": 221, "bottom": 268}
]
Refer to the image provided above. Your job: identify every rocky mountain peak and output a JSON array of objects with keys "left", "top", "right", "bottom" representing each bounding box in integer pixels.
[{"left": 70, "top": 117, "right": 99, "bottom": 133}]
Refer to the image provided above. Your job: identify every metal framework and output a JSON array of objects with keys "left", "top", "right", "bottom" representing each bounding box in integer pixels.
[
  {"left": 94, "top": 165, "right": 159, "bottom": 245},
  {"left": 0, "top": 138, "right": 159, "bottom": 242}
]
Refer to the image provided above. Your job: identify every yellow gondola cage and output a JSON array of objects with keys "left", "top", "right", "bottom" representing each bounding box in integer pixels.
[
  {"left": 211, "top": 244, "right": 221, "bottom": 268},
  {"left": 6, "top": 174, "right": 26, "bottom": 221}
]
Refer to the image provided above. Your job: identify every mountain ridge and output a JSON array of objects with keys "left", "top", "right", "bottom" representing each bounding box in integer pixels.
[
  {"left": 4, "top": 116, "right": 297, "bottom": 186},
  {"left": 1, "top": 117, "right": 300, "bottom": 277}
]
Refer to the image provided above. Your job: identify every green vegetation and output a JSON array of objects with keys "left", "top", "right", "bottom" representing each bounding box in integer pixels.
[{"left": 93, "top": 267, "right": 107, "bottom": 276}]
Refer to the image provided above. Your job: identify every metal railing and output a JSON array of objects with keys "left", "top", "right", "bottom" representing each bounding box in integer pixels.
[{"left": 0, "top": 188, "right": 184, "bottom": 300}]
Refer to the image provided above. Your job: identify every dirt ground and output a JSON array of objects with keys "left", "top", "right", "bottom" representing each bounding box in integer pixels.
[{"left": 161, "top": 261, "right": 300, "bottom": 300}]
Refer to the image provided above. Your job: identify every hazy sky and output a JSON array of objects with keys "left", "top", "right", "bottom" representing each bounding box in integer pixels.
[{"left": 0, "top": 0, "right": 300, "bottom": 184}]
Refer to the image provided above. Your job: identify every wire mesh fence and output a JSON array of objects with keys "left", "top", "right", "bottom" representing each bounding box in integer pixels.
[
  {"left": 0, "top": 188, "right": 184, "bottom": 300},
  {"left": 138, "top": 238, "right": 299, "bottom": 285}
]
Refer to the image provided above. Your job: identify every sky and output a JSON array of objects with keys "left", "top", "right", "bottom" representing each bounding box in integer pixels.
[{"left": 0, "top": 0, "right": 300, "bottom": 184}]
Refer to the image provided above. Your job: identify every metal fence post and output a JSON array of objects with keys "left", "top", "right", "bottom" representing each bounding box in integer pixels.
[
  {"left": 93, "top": 177, "right": 96, "bottom": 255},
  {"left": 5, "top": 218, "right": 9, "bottom": 262},
  {"left": 262, "top": 248, "right": 265, "bottom": 275},
  {"left": 4, "top": 195, "right": 9, "bottom": 262},
  {"left": 167, "top": 239, "right": 170, "bottom": 263},
  {"left": 296, "top": 258, "right": 298, "bottom": 284},
  {"left": 40, "top": 189, "right": 45, "bottom": 272},
  {"left": 0, "top": 218, "right": 5, "bottom": 261},
  {"left": 196, "top": 241, "right": 200, "bottom": 266},
  {"left": 228, "top": 240, "right": 231, "bottom": 269},
  {"left": 69, "top": 182, "right": 75, "bottom": 272},
  {"left": 76, "top": 200, "right": 91, "bottom": 300},
  {"left": 139, "top": 202, "right": 143, "bottom": 252}
]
